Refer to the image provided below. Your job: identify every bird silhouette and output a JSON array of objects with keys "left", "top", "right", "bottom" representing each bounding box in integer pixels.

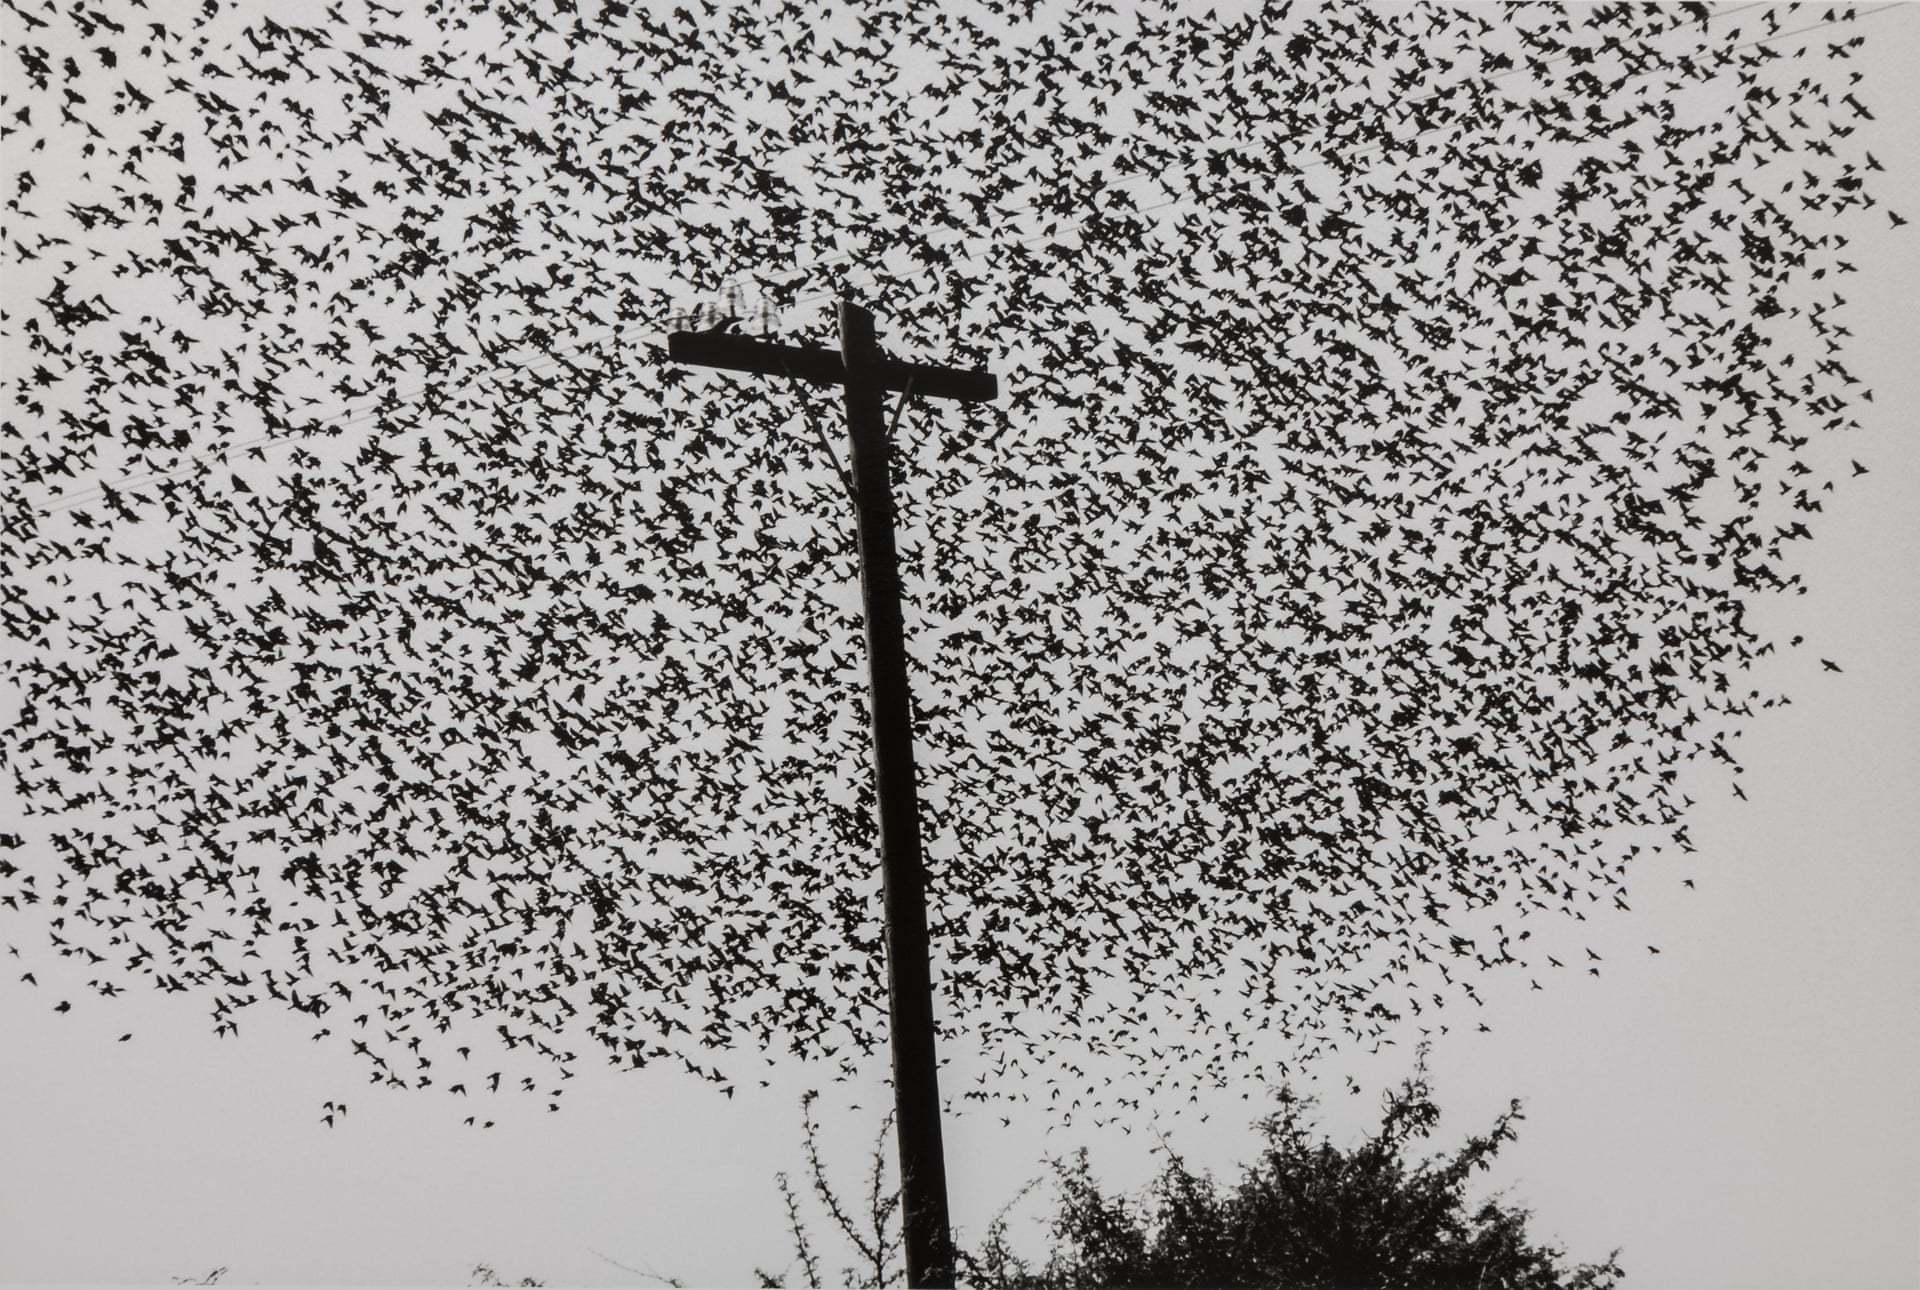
[{"left": 0, "top": 0, "right": 1898, "bottom": 1127}]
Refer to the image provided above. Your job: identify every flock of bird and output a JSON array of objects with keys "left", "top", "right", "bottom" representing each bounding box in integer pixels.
[{"left": 0, "top": 0, "right": 1898, "bottom": 1124}]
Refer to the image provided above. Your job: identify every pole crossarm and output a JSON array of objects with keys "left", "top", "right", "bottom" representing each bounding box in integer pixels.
[{"left": 667, "top": 331, "right": 998, "bottom": 404}]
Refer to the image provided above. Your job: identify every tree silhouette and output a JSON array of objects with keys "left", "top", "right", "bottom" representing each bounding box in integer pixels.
[
  {"left": 757, "top": 1051, "right": 1622, "bottom": 1289},
  {"left": 1, "top": 1, "right": 1899, "bottom": 1117},
  {"left": 962, "top": 1057, "right": 1625, "bottom": 1290}
]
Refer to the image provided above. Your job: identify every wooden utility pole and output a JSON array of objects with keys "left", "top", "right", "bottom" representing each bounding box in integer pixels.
[{"left": 668, "top": 299, "right": 995, "bottom": 1289}]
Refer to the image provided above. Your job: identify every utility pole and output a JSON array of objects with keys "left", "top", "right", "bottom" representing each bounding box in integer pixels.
[{"left": 668, "top": 299, "right": 996, "bottom": 1289}]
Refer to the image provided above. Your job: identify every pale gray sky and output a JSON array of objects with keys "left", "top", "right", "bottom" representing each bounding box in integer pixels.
[{"left": 3, "top": 4, "right": 1918, "bottom": 1289}]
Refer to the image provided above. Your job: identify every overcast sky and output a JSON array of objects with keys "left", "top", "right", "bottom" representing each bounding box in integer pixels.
[{"left": 3, "top": 4, "right": 1918, "bottom": 1289}]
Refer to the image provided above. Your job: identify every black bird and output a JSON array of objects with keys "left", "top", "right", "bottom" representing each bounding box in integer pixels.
[{"left": 0, "top": 0, "right": 1894, "bottom": 1132}]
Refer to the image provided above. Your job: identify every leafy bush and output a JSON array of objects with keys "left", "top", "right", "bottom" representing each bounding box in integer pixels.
[{"left": 769, "top": 1052, "right": 1622, "bottom": 1290}]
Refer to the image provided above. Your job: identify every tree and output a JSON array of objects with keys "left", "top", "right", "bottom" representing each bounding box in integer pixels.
[
  {"left": 1, "top": 1, "right": 1899, "bottom": 1117},
  {"left": 969, "top": 1101, "right": 1621, "bottom": 1288},
  {"left": 759, "top": 1051, "right": 1621, "bottom": 1290},
  {"left": 757, "top": 1090, "right": 906, "bottom": 1289}
]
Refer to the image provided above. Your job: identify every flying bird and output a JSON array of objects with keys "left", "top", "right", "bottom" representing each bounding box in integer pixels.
[{"left": 0, "top": 0, "right": 1893, "bottom": 1130}]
